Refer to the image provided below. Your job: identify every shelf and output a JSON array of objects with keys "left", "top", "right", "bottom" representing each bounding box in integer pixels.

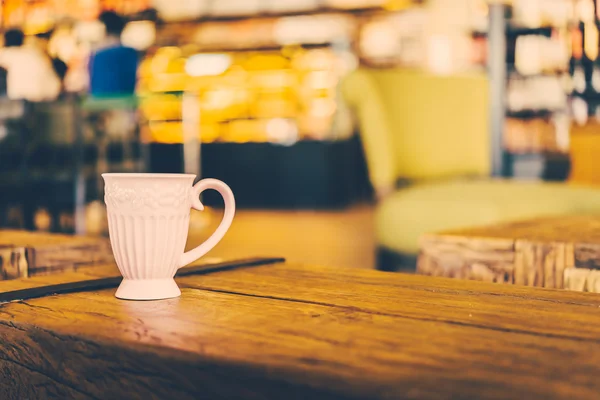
[
  {"left": 153, "top": 4, "right": 423, "bottom": 48},
  {"left": 473, "top": 23, "right": 574, "bottom": 38},
  {"left": 507, "top": 67, "right": 569, "bottom": 78},
  {"left": 145, "top": 116, "right": 302, "bottom": 124},
  {"left": 506, "top": 109, "right": 565, "bottom": 119},
  {"left": 572, "top": 91, "right": 600, "bottom": 102},
  {"left": 190, "top": 42, "right": 335, "bottom": 54},
  {"left": 138, "top": 91, "right": 184, "bottom": 97},
  {"left": 503, "top": 151, "right": 570, "bottom": 181},
  {"left": 155, "top": 5, "right": 407, "bottom": 26},
  {"left": 504, "top": 151, "right": 569, "bottom": 157},
  {"left": 506, "top": 24, "right": 554, "bottom": 37},
  {"left": 144, "top": 118, "right": 182, "bottom": 123}
]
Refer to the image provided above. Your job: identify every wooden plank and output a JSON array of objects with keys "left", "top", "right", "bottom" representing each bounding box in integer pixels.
[
  {"left": 418, "top": 234, "right": 514, "bottom": 282},
  {"left": 0, "top": 256, "right": 278, "bottom": 294},
  {"left": 0, "top": 257, "right": 284, "bottom": 303},
  {"left": 564, "top": 268, "right": 600, "bottom": 293},
  {"left": 187, "top": 263, "right": 600, "bottom": 340},
  {"left": 0, "top": 230, "right": 113, "bottom": 280},
  {"left": 2, "top": 263, "right": 600, "bottom": 399},
  {"left": 574, "top": 242, "right": 600, "bottom": 269},
  {"left": 0, "top": 263, "right": 116, "bottom": 293},
  {"left": 418, "top": 216, "right": 600, "bottom": 291},
  {"left": 0, "top": 230, "right": 108, "bottom": 248}
]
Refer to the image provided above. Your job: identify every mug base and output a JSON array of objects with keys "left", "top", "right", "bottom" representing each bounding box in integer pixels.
[{"left": 116, "top": 278, "right": 181, "bottom": 300}]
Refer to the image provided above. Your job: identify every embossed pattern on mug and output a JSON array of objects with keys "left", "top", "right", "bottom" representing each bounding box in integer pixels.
[
  {"left": 107, "top": 213, "right": 190, "bottom": 279},
  {"left": 105, "top": 182, "right": 192, "bottom": 212}
]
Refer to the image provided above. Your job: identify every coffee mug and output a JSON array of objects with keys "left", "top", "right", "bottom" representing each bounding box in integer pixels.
[{"left": 102, "top": 173, "right": 235, "bottom": 300}]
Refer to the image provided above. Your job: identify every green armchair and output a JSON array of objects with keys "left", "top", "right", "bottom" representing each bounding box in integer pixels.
[{"left": 342, "top": 68, "right": 600, "bottom": 271}]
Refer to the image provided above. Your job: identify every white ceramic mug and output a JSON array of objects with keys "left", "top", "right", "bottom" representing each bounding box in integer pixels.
[{"left": 102, "top": 173, "right": 235, "bottom": 300}]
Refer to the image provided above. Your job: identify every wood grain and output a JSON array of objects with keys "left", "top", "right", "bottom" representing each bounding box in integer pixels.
[
  {"left": 2, "top": 263, "right": 600, "bottom": 399},
  {"left": 418, "top": 216, "right": 600, "bottom": 292},
  {"left": 0, "top": 257, "right": 284, "bottom": 303},
  {"left": 0, "top": 230, "right": 112, "bottom": 280}
]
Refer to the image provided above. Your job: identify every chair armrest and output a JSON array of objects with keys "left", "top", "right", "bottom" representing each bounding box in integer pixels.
[{"left": 341, "top": 69, "right": 397, "bottom": 196}]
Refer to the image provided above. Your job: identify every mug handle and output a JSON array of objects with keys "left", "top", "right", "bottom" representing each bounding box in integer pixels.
[{"left": 179, "top": 178, "right": 235, "bottom": 268}]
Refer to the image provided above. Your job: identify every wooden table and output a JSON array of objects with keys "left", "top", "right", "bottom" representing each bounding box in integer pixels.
[
  {"left": 0, "top": 230, "right": 112, "bottom": 280},
  {"left": 2, "top": 259, "right": 600, "bottom": 399},
  {"left": 418, "top": 215, "right": 600, "bottom": 292}
]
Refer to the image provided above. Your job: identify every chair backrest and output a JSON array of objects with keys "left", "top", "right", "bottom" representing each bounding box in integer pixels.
[{"left": 342, "top": 68, "right": 490, "bottom": 192}]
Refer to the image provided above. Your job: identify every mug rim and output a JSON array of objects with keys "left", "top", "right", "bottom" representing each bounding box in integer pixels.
[{"left": 102, "top": 173, "right": 196, "bottom": 178}]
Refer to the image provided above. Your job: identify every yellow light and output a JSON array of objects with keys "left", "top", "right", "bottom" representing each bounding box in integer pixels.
[
  {"left": 309, "top": 98, "right": 337, "bottom": 117},
  {"left": 185, "top": 54, "right": 232, "bottom": 77},
  {"left": 577, "top": 0, "right": 595, "bottom": 23},
  {"left": 266, "top": 118, "right": 298, "bottom": 145},
  {"left": 360, "top": 20, "right": 399, "bottom": 59},
  {"left": 384, "top": 0, "right": 414, "bottom": 11},
  {"left": 305, "top": 71, "right": 337, "bottom": 89},
  {"left": 584, "top": 22, "right": 599, "bottom": 61},
  {"left": 121, "top": 21, "right": 156, "bottom": 51}
]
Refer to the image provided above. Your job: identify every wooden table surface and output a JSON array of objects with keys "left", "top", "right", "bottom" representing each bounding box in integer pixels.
[
  {"left": 2, "top": 261, "right": 600, "bottom": 399},
  {"left": 0, "top": 230, "right": 112, "bottom": 280},
  {"left": 418, "top": 215, "right": 600, "bottom": 292}
]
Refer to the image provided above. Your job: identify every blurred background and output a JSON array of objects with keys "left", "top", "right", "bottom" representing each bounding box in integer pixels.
[{"left": 0, "top": 0, "right": 598, "bottom": 270}]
